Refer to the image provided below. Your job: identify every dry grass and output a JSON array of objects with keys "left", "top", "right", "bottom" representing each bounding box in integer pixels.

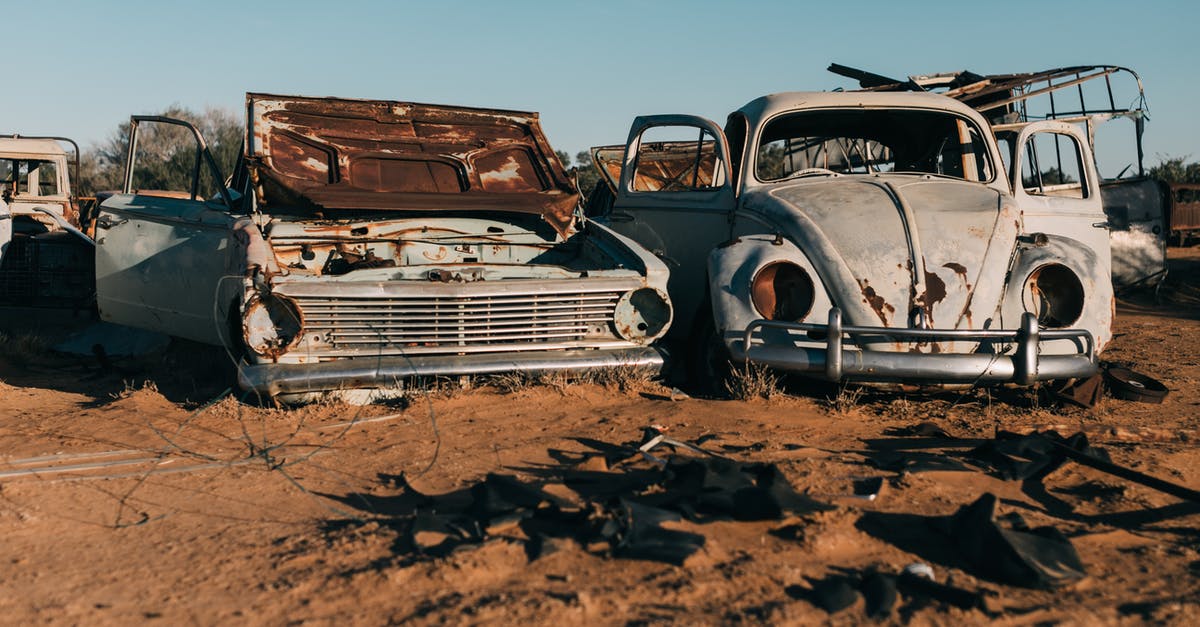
[
  {"left": 590, "top": 364, "right": 656, "bottom": 394},
  {"left": 108, "top": 378, "right": 159, "bottom": 401},
  {"left": 489, "top": 366, "right": 657, "bottom": 395},
  {"left": 725, "top": 363, "right": 781, "bottom": 401},
  {"left": 826, "top": 384, "right": 866, "bottom": 415},
  {"left": 0, "top": 331, "right": 50, "bottom": 366}
]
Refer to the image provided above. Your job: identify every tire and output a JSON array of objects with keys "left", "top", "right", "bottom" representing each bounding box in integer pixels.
[{"left": 687, "top": 302, "right": 734, "bottom": 398}]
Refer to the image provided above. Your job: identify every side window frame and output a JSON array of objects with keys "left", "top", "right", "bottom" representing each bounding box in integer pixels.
[
  {"left": 123, "top": 116, "right": 234, "bottom": 209},
  {"left": 1019, "top": 130, "right": 1091, "bottom": 199}
]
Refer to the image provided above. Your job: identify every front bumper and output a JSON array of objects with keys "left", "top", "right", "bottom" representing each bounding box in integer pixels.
[
  {"left": 733, "top": 308, "right": 1097, "bottom": 385},
  {"left": 238, "top": 346, "right": 665, "bottom": 397}
]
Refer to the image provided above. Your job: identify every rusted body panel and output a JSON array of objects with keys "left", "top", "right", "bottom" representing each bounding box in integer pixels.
[
  {"left": 597, "top": 91, "right": 1111, "bottom": 388},
  {"left": 829, "top": 64, "right": 1166, "bottom": 289},
  {"left": 93, "top": 96, "right": 672, "bottom": 401},
  {"left": 246, "top": 94, "right": 579, "bottom": 237},
  {"left": 1169, "top": 183, "right": 1200, "bottom": 243}
]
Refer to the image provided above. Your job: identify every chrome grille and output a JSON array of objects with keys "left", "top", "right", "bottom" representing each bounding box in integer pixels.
[{"left": 293, "top": 290, "right": 622, "bottom": 352}]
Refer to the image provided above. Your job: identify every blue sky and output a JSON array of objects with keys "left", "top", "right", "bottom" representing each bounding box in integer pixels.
[{"left": 8, "top": 0, "right": 1198, "bottom": 168}]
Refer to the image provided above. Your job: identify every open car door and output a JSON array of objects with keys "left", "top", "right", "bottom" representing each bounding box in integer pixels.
[
  {"left": 606, "top": 115, "right": 736, "bottom": 334},
  {"left": 1000, "top": 121, "right": 1109, "bottom": 257},
  {"left": 93, "top": 117, "right": 243, "bottom": 346},
  {"left": 0, "top": 196, "right": 10, "bottom": 266}
]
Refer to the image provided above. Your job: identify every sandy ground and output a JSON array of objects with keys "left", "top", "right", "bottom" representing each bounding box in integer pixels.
[{"left": 1, "top": 249, "right": 1199, "bottom": 625}]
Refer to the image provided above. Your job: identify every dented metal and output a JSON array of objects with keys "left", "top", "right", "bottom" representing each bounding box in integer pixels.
[
  {"left": 92, "top": 94, "right": 673, "bottom": 399},
  {"left": 246, "top": 94, "right": 580, "bottom": 238},
  {"left": 829, "top": 63, "right": 1167, "bottom": 289},
  {"left": 598, "top": 91, "right": 1112, "bottom": 387}
]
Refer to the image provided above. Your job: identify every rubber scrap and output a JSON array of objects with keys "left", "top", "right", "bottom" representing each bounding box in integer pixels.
[
  {"left": 950, "top": 493, "right": 1086, "bottom": 589},
  {"left": 605, "top": 498, "right": 705, "bottom": 565},
  {"left": 860, "top": 571, "right": 898, "bottom": 619},
  {"left": 805, "top": 575, "right": 860, "bottom": 614}
]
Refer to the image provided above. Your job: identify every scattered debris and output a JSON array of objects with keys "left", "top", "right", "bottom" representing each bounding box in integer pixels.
[
  {"left": 796, "top": 564, "right": 991, "bottom": 618},
  {"left": 896, "top": 565, "right": 989, "bottom": 611},
  {"left": 1104, "top": 366, "right": 1170, "bottom": 403},
  {"left": 949, "top": 493, "right": 1086, "bottom": 589},
  {"left": 330, "top": 430, "right": 832, "bottom": 566},
  {"left": 1052, "top": 373, "right": 1105, "bottom": 408},
  {"left": 968, "top": 431, "right": 1108, "bottom": 481}
]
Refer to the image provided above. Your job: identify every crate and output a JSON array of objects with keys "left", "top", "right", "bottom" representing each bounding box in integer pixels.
[{"left": 0, "top": 232, "right": 94, "bottom": 308}]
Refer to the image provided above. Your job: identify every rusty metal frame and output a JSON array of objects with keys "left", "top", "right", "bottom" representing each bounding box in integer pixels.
[
  {"left": 122, "top": 116, "right": 234, "bottom": 208},
  {"left": 829, "top": 64, "right": 1149, "bottom": 176},
  {"left": 0, "top": 134, "right": 80, "bottom": 193}
]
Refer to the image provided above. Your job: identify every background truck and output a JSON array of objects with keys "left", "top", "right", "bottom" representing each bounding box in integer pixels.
[{"left": 0, "top": 135, "right": 94, "bottom": 308}]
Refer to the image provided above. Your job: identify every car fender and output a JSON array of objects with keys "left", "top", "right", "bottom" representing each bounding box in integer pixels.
[
  {"left": 707, "top": 234, "right": 833, "bottom": 351},
  {"left": 999, "top": 234, "right": 1113, "bottom": 354}
]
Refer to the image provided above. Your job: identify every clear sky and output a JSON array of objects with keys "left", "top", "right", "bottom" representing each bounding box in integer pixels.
[{"left": 7, "top": 0, "right": 1198, "bottom": 168}]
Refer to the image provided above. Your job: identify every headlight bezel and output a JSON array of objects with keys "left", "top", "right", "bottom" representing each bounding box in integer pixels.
[
  {"left": 242, "top": 292, "right": 303, "bottom": 359},
  {"left": 1022, "top": 263, "right": 1086, "bottom": 328},
  {"left": 750, "top": 260, "right": 816, "bottom": 322},
  {"left": 612, "top": 287, "right": 672, "bottom": 344}
]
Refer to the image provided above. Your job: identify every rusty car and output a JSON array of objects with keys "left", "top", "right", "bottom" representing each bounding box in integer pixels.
[
  {"left": 91, "top": 94, "right": 672, "bottom": 402},
  {"left": 828, "top": 64, "right": 1168, "bottom": 291},
  {"left": 588, "top": 90, "right": 1111, "bottom": 391},
  {"left": 0, "top": 135, "right": 94, "bottom": 308}
]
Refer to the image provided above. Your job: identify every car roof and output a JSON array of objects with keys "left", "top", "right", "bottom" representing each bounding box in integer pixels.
[
  {"left": 735, "top": 91, "right": 990, "bottom": 126},
  {"left": 0, "top": 137, "right": 68, "bottom": 159}
]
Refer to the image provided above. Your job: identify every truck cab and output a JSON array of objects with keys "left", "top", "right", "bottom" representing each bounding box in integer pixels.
[{"left": 0, "top": 136, "right": 93, "bottom": 307}]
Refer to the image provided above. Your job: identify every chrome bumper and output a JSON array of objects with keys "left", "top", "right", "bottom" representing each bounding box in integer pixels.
[
  {"left": 238, "top": 346, "right": 665, "bottom": 397},
  {"left": 735, "top": 308, "right": 1097, "bottom": 385}
]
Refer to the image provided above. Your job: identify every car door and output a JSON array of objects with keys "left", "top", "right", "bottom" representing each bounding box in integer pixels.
[
  {"left": 93, "top": 116, "right": 243, "bottom": 346},
  {"left": 607, "top": 115, "right": 736, "bottom": 335},
  {"left": 0, "top": 195, "right": 10, "bottom": 265},
  {"left": 1005, "top": 122, "right": 1108, "bottom": 256}
]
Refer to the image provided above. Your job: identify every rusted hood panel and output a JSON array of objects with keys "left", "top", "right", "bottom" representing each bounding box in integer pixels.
[
  {"left": 246, "top": 93, "right": 579, "bottom": 235},
  {"left": 755, "top": 176, "right": 1015, "bottom": 332}
]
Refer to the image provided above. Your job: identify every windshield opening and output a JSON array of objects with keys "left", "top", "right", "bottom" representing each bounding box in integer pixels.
[{"left": 756, "top": 108, "right": 994, "bottom": 183}]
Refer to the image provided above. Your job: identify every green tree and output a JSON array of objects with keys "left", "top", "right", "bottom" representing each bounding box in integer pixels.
[
  {"left": 77, "top": 106, "right": 241, "bottom": 197},
  {"left": 572, "top": 149, "right": 602, "bottom": 195},
  {"left": 1149, "top": 157, "right": 1200, "bottom": 184}
]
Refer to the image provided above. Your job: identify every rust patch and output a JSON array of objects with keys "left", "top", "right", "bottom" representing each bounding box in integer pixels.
[
  {"left": 857, "top": 279, "right": 894, "bottom": 327},
  {"left": 247, "top": 93, "right": 580, "bottom": 238},
  {"left": 914, "top": 268, "right": 947, "bottom": 337},
  {"left": 941, "top": 263, "right": 975, "bottom": 329},
  {"left": 943, "top": 262, "right": 968, "bottom": 279},
  {"left": 921, "top": 270, "right": 947, "bottom": 307}
]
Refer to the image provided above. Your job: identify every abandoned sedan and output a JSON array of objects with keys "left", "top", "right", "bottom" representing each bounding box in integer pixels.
[
  {"left": 93, "top": 94, "right": 671, "bottom": 401},
  {"left": 591, "top": 91, "right": 1111, "bottom": 389}
]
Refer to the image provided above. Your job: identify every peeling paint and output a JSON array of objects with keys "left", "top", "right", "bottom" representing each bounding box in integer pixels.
[{"left": 858, "top": 279, "right": 894, "bottom": 327}]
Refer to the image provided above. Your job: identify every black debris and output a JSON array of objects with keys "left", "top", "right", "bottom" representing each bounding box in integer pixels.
[
  {"left": 895, "top": 568, "right": 988, "bottom": 611},
  {"left": 949, "top": 493, "right": 1086, "bottom": 589},
  {"left": 805, "top": 575, "right": 861, "bottom": 614},
  {"left": 967, "top": 430, "right": 1110, "bottom": 481},
  {"left": 328, "top": 430, "right": 830, "bottom": 566},
  {"left": 861, "top": 571, "right": 898, "bottom": 618}
]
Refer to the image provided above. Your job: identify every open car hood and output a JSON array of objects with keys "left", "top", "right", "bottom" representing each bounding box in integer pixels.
[{"left": 246, "top": 93, "right": 579, "bottom": 235}]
